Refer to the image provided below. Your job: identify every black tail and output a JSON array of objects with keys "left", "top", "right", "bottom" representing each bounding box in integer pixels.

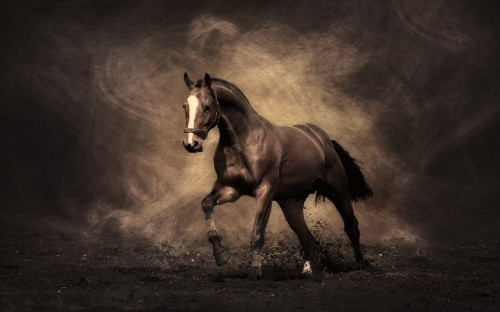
[{"left": 331, "top": 140, "right": 373, "bottom": 202}]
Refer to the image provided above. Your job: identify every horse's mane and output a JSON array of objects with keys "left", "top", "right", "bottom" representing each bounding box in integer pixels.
[{"left": 212, "top": 78, "right": 257, "bottom": 114}]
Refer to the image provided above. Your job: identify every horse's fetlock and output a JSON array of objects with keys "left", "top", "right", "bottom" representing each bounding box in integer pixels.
[{"left": 207, "top": 230, "right": 219, "bottom": 241}]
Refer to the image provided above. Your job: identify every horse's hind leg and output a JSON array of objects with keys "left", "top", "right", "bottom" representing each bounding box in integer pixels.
[
  {"left": 317, "top": 179, "right": 365, "bottom": 265},
  {"left": 331, "top": 195, "right": 364, "bottom": 264},
  {"left": 277, "top": 196, "right": 317, "bottom": 275}
]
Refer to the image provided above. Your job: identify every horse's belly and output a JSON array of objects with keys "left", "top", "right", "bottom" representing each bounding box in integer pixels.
[
  {"left": 274, "top": 151, "right": 323, "bottom": 198},
  {"left": 275, "top": 163, "right": 321, "bottom": 199}
]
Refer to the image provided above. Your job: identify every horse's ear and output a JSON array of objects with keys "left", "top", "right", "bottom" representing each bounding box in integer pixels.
[
  {"left": 204, "top": 73, "right": 212, "bottom": 89},
  {"left": 184, "top": 72, "right": 194, "bottom": 90}
]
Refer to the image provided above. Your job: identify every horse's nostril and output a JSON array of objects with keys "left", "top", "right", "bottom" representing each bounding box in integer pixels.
[
  {"left": 183, "top": 141, "right": 192, "bottom": 151},
  {"left": 183, "top": 140, "right": 202, "bottom": 153}
]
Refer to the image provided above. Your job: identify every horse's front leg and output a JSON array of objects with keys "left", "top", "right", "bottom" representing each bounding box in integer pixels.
[
  {"left": 249, "top": 183, "right": 274, "bottom": 280},
  {"left": 202, "top": 185, "right": 240, "bottom": 266}
]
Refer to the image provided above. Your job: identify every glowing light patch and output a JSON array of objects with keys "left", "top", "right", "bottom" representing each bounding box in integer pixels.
[
  {"left": 303, "top": 260, "right": 312, "bottom": 274},
  {"left": 186, "top": 95, "right": 199, "bottom": 144}
]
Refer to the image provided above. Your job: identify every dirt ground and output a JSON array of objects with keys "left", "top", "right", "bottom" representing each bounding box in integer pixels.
[{"left": 0, "top": 214, "right": 498, "bottom": 312}]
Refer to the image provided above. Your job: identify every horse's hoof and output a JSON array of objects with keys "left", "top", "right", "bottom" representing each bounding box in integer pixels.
[
  {"left": 214, "top": 247, "right": 231, "bottom": 266},
  {"left": 301, "top": 272, "right": 312, "bottom": 280},
  {"left": 356, "top": 259, "right": 368, "bottom": 269},
  {"left": 249, "top": 266, "right": 262, "bottom": 281}
]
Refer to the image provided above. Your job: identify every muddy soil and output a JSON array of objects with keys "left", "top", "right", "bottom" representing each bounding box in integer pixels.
[{"left": 1, "top": 214, "right": 498, "bottom": 312}]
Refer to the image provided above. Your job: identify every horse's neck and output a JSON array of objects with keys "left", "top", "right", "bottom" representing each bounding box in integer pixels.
[{"left": 213, "top": 83, "right": 265, "bottom": 147}]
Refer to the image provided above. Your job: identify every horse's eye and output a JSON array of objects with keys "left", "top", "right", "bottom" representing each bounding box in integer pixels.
[
  {"left": 182, "top": 102, "right": 187, "bottom": 109},
  {"left": 203, "top": 105, "right": 210, "bottom": 112}
]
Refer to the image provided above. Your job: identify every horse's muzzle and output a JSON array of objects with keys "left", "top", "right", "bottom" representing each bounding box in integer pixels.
[{"left": 183, "top": 140, "right": 203, "bottom": 153}]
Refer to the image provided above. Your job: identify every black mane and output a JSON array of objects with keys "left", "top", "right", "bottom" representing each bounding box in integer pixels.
[{"left": 212, "top": 78, "right": 256, "bottom": 113}]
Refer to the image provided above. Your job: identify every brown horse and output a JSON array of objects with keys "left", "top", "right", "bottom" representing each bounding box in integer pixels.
[{"left": 181, "top": 73, "right": 373, "bottom": 279}]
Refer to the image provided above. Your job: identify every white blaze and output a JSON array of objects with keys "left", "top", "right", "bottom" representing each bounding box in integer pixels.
[{"left": 186, "top": 95, "right": 199, "bottom": 144}]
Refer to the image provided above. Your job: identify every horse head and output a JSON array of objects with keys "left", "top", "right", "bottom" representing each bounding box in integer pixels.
[{"left": 182, "top": 72, "right": 220, "bottom": 153}]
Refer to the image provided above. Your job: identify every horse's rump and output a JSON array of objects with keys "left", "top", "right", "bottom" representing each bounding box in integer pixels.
[{"left": 275, "top": 124, "right": 372, "bottom": 203}]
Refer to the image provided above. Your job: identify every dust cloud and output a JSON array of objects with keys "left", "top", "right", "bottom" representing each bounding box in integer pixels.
[{"left": 1, "top": 0, "right": 499, "bottom": 249}]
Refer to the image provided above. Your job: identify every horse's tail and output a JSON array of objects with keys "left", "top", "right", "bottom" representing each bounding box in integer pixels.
[{"left": 331, "top": 140, "right": 373, "bottom": 202}]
